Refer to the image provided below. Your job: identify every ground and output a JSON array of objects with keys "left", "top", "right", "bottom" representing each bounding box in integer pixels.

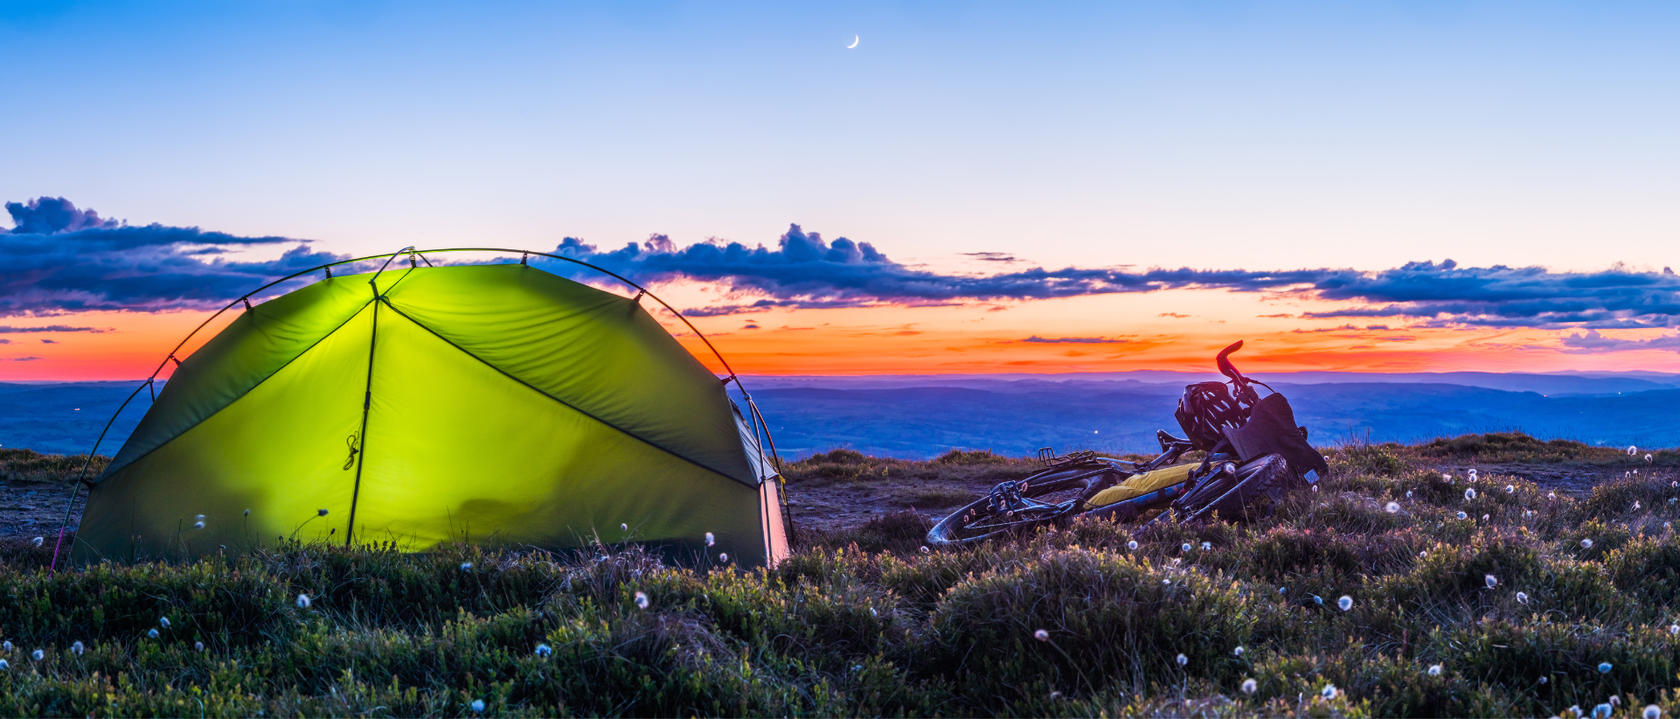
[{"left": 4, "top": 433, "right": 1680, "bottom": 716}]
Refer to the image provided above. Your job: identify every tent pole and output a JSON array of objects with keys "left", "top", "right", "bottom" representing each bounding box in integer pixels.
[{"left": 345, "top": 299, "right": 381, "bottom": 547}]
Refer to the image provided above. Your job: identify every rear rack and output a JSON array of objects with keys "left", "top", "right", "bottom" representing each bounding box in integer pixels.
[{"left": 1037, "top": 447, "right": 1099, "bottom": 467}]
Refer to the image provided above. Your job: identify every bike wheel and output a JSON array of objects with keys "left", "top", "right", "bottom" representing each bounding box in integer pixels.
[
  {"left": 926, "top": 463, "right": 1118, "bottom": 547},
  {"left": 1179, "top": 453, "right": 1292, "bottom": 522}
]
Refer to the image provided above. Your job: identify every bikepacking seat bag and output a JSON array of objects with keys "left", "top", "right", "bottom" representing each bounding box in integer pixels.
[
  {"left": 1083, "top": 462, "right": 1197, "bottom": 510},
  {"left": 1222, "top": 393, "right": 1329, "bottom": 478}
]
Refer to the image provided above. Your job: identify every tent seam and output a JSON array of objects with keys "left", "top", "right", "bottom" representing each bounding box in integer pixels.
[
  {"left": 93, "top": 297, "right": 378, "bottom": 483},
  {"left": 376, "top": 298, "right": 758, "bottom": 488}
]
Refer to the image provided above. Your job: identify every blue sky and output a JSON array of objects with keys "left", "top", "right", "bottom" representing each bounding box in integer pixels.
[{"left": 4, "top": 0, "right": 1676, "bottom": 272}]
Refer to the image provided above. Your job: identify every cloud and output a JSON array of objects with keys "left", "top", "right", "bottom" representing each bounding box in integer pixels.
[
  {"left": 2, "top": 197, "right": 346, "bottom": 316},
  {"left": 1555, "top": 329, "right": 1680, "bottom": 354},
  {"left": 10, "top": 202, "right": 1680, "bottom": 338},
  {"left": 0, "top": 325, "right": 108, "bottom": 333},
  {"left": 1158, "top": 312, "right": 1192, "bottom": 319},
  {"left": 9, "top": 356, "right": 42, "bottom": 361},
  {"left": 1020, "top": 336, "right": 1130, "bottom": 344},
  {"left": 39, "top": 339, "right": 57, "bottom": 344}
]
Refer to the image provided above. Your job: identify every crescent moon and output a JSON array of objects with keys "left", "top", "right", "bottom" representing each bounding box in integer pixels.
[{"left": 847, "top": 35, "right": 859, "bottom": 49}]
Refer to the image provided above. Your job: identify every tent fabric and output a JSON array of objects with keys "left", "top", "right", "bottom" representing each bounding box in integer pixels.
[{"left": 76, "top": 263, "right": 788, "bottom": 568}]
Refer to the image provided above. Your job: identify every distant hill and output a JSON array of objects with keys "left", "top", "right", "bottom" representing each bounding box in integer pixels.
[{"left": 5, "top": 371, "right": 1680, "bottom": 460}]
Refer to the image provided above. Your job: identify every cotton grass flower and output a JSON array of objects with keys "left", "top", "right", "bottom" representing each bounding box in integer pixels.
[
  {"left": 2, "top": 640, "right": 11, "bottom": 652},
  {"left": 1182, "top": 543, "right": 1192, "bottom": 552},
  {"left": 1313, "top": 595, "right": 1323, "bottom": 605},
  {"left": 1443, "top": 473, "right": 1452, "bottom": 481},
  {"left": 535, "top": 643, "right": 552, "bottom": 657},
  {"left": 1582, "top": 539, "right": 1595, "bottom": 549},
  {"left": 70, "top": 641, "right": 84, "bottom": 656},
  {"left": 1631, "top": 446, "right": 1639, "bottom": 456},
  {"left": 1126, "top": 540, "right": 1139, "bottom": 550},
  {"left": 1427, "top": 664, "right": 1442, "bottom": 676},
  {"left": 296, "top": 594, "right": 311, "bottom": 608},
  {"left": 705, "top": 532, "right": 715, "bottom": 547},
  {"left": 1594, "top": 704, "right": 1613, "bottom": 718},
  {"left": 194, "top": 641, "right": 204, "bottom": 652},
  {"left": 1406, "top": 490, "right": 1414, "bottom": 498},
  {"left": 147, "top": 629, "right": 158, "bottom": 639},
  {"left": 1598, "top": 661, "right": 1613, "bottom": 673},
  {"left": 317, "top": 508, "right": 329, "bottom": 516},
  {"left": 193, "top": 521, "right": 205, "bottom": 530},
  {"left": 470, "top": 699, "right": 485, "bottom": 713},
  {"left": 1321, "top": 684, "right": 1338, "bottom": 700},
  {"left": 1670, "top": 624, "right": 1679, "bottom": 635},
  {"left": 1385, "top": 502, "right": 1400, "bottom": 513},
  {"left": 718, "top": 553, "right": 729, "bottom": 563},
  {"left": 1234, "top": 646, "right": 1245, "bottom": 656},
  {"left": 1457, "top": 512, "right": 1468, "bottom": 520},
  {"left": 30, "top": 537, "right": 42, "bottom": 547},
  {"left": 1635, "top": 501, "right": 1643, "bottom": 510},
  {"left": 1517, "top": 591, "right": 1530, "bottom": 604},
  {"left": 1242, "top": 678, "right": 1258, "bottom": 695},
  {"left": 1034, "top": 629, "right": 1050, "bottom": 641},
  {"left": 620, "top": 523, "right": 628, "bottom": 531},
  {"left": 0, "top": 659, "right": 7, "bottom": 670},
  {"left": 919, "top": 546, "right": 930, "bottom": 554},
  {"left": 159, "top": 617, "right": 171, "bottom": 629},
  {"left": 1176, "top": 653, "right": 1188, "bottom": 666},
  {"left": 1645, "top": 705, "right": 1662, "bottom": 719},
  {"left": 1485, "top": 574, "right": 1498, "bottom": 588},
  {"left": 1506, "top": 484, "right": 1515, "bottom": 493},
  {"left": 460, "top": 562, "right": 473, "bottom": 571},
  {"left": 1465, "top": 488, "right": 1477, "bottom": 500},
  {"left": 1201, "top": 541, "right": 1212, "bottom": 551},
  {"left": 634, "top": 591, "right": 649, "bottom": 609},
  {"left": 1337, "top": 595, "right": 1353, "bottom": 611},
  {"left": 31, "top": 649, "right": 43, "bottom": 661}
]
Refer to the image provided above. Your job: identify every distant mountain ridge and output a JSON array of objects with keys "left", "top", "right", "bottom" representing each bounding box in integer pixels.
[{"left": 4, "top": 370, "right": 1679, "bottom": 459}]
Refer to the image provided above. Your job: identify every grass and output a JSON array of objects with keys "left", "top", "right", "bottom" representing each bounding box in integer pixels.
[{"left": 2, "top": 433, "right": 1679, "bottom": 716}]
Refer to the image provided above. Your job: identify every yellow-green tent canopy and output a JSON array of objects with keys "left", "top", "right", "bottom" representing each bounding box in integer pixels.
[{"left": 76, "top": 263, "right": 789, "bottom": 567}]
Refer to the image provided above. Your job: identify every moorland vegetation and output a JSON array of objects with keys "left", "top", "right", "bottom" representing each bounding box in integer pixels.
[{"left": 0, "top": 435, "right": 1679, "bottom": 716}]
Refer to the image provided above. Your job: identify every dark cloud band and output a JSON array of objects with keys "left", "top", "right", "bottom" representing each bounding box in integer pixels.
[{"left": 6, "top": 200, "right": 1679, "bottom": 336}]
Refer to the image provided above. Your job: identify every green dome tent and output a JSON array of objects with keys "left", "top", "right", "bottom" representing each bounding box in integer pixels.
[{"left": 72, "top": 254, "right": 790, "bottom": 568}]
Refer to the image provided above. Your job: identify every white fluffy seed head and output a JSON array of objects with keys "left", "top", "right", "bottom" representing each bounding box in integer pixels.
[
  {"left": 1034, "top": 629, "right": 1050, "bottom": 641},
  {"left": 536, "top": 643, "right": 552, "bottom": 657},
  {"left": 1644, "top": 705, "right": 1662, "bottom": 719},
  {"left": 635, "top": 591, "right": 649, "bottom": 609},
  {"left": 1234, "top": 646, "right": 1245, "bottom": 656},
  {"left": 1321, "top": 684, "right": 1337, "bottom": 699},
  {"left": 31, "top": 649, "right": 43, "bottom": 661},
  {"left": 71, "top": 641, "right": 84, "bottom": 655},
  {"left": 1182, "top": 543, "right": 1192, "bottom": 552},
  {"left": 1485, "top": 574, "right": 1498, "bottom": 588},
  {"left": 1598, "top": 661, "right": 1613, "bottom": 673},
  {"left": 719, "top": 553, "right": 729, "bottom": 563},
  {"left": 1242, "top": 678, "right": 1258, "bottom": 695},
  {"left": 1516, "top": 591, "right": 1529, "bottom": 604},
  {"left": 31, "top": 537, "right": 42, "bottom": 547},
  {"left": 705, "top": 532, "right": 715, "bottom": 547},
  {"left": 1337, "top": 596, "right": 1353, "bottom": 611},
  {"left": 1428, "top": 664, "right": 1442, "bottom": 676},
  {"left": 1176, "top": 653, "right": 1188, "bottom": 666},
  {"left": 1406, "top": 490, "right": 1413, "bottom": 498},
  {"left": 296, "top": 594, "right": 311, "bottom": 608},
  {"left": 1465, "top": 488, "right": 1477, "bottom": 500},
  {"left": 159, "top": 617, "right": 170, "bottom": 629},
  {"left": 1457, "top": 512, "right": 1468, "bottom": 520},
  {"left": 470, "top": 699, "right": 485, "bottom": 713},
  {"left": 147, "top": 629, "right": 159, "bottom": 639},
  {"left": 919, "top": 546, "right": 930, "bottom": 554},
  {"left": 193, "top": 521, "right": 205, "bottom": 530},
  {"left": 1386, "top": 501, "right": 1400, "bottom": 513},
  {"left": 0, "top": 659, "right": 7, "bottom": 670},
  {"left": 1201, "top": 542, "right": 1212, "bottom": 551},
  {"left": 1126, "top": 540, "right": 1139, "bottom": 550},
  {"left": 1506, "top": 485, "right": 1515, "bottom": 493},
  {"left": 1582, "top": 539, "right": 1595, "bottom": 549},
  {"left": 1630, "top": 446, "right": 1639, "bottom": 456}
]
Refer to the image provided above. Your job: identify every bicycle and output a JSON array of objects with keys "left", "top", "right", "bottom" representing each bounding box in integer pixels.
[{"left": 926, "top": 341, "right": 1328, "bottom": 547}]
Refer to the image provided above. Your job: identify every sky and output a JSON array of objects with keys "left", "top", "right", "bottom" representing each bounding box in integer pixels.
[{"left": 2, "top": 0, "right": 1678, "bottom": 379}]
